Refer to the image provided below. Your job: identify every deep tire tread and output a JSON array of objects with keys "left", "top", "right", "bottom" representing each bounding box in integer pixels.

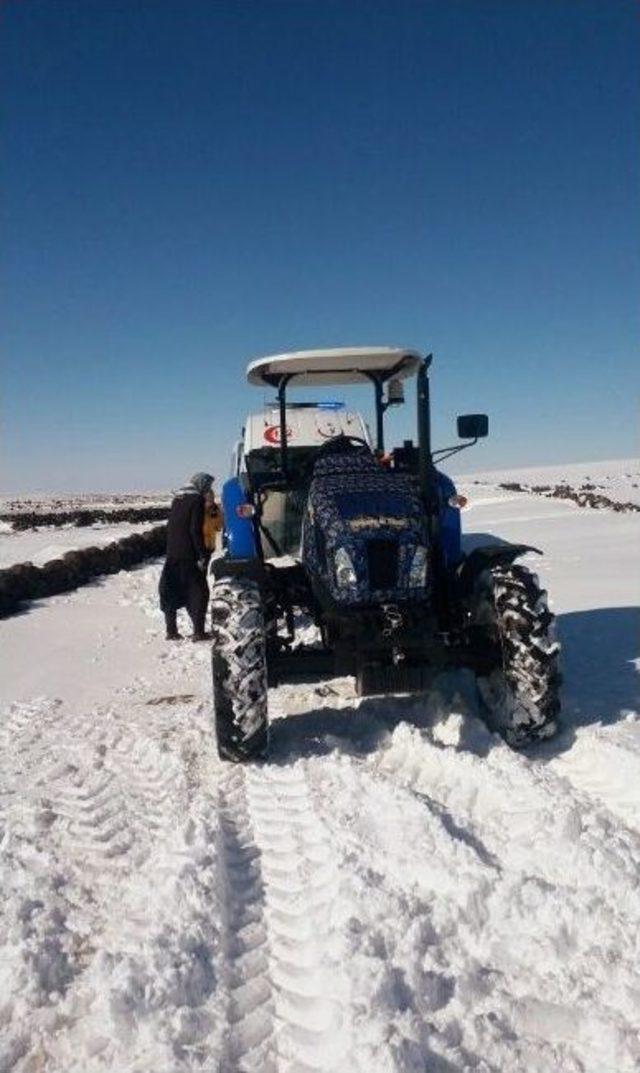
[
  {"left": 211, "top": 578, "right": 269, "bottom": 763},
  {"left": 475, "top": 563, "right": 561, "bottom": 747}
]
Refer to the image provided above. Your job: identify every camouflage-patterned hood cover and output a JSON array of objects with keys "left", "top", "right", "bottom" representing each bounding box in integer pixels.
[{"left": 301, "top": 452, "right": 429, "bottom": 607}]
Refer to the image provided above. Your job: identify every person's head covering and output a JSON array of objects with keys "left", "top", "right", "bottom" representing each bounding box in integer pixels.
[{"left": 190, "top": 472, "right": 214, "bottom": 495}]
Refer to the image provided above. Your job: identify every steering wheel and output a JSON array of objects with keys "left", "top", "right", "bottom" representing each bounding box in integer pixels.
[{"left": 314, "top": 434, "right": 372, "bottom": 459}]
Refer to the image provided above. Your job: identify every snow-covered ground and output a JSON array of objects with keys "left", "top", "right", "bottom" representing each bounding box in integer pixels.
[
  {"left": 1, "top": 466, "right": 639, "bottom": 1073},
  {"left": 464, "top": 458, "right": 640, "bottom": 506},
  {"left": 0, "top": 522, "right": 163, "bottom": 571},
  {"left": 0, "top": 494, "right": 170, "bottom": 516}
]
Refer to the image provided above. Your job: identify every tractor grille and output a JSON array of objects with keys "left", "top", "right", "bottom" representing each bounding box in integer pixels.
[{"left": 366, "top": 538, "right": 398, "bottom": 590}]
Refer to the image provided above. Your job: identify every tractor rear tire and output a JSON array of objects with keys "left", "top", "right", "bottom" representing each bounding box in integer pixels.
[
  {"left": 472, "top": 563, "right": 561, "bottom": 747},
  {"left": 211, "top": 577, "right": 269, "bottom": 762}
]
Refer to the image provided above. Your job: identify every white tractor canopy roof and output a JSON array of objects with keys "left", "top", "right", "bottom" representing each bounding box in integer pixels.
[
  {"left": 244, "top": 406, "right": 371, "bottom": 455},
  {"left": 246, "top": 347, "right": 424, "bottom": 387}
]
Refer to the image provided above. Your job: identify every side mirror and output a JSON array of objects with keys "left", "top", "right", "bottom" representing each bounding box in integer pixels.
[
  {"left": 386, "top": 378, "right": 405, "bottom": 406},
  {"left": 457, "top": 413, "right": 488, "bottom": 439}
]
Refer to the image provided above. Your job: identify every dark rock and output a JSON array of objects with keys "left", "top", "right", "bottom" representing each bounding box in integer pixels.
[
  {"left": 101, "top": 544, "right": 123, "bottom": 574},
  {"left": 39, "top": 560, "right": 73, "bottom": 596},
  {"left": 62, "top": 550, "right": 92, "bottom": 585}
]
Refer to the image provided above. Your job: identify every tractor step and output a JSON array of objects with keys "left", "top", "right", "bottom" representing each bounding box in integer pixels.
[
  {"left": 356, "top": 661, "right": 437, "bottom": 697},
  {"left": 267, "top": 647, "right": 335, "bottom": 686}
]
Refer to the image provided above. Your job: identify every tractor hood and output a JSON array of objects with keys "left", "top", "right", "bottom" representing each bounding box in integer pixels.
[{"left": 301, "top": 452, "right": 429, "bottom": 608}]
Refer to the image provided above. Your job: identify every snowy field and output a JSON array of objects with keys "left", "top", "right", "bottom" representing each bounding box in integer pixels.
[
  {"left": 464, "top": 458, "right": 640, "bottom": 507},
  {"left": 1, "top": 463, "right": 639, "bottom": 1073},
  {"left": 0, "top": 494, "right": 170, "bottom": 516},
  {"left": 0, "top": 522, "right": 164, "bottom": 571}
]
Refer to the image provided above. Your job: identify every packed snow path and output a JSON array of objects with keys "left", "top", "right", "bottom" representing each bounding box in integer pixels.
[{"left": 1, "top": 478, "right": 639, "bottom": 1073}]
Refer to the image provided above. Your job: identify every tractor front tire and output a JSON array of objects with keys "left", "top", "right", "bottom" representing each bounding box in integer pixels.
[
  {"left": 472, "top": 563, "right": 561, "bottom": 747},
  {"left": 211, "top": 577, "right": 269, "bottom": 762}
]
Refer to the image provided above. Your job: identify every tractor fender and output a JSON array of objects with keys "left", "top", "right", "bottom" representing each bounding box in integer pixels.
[
  {"left": 221, "top": 477, "right": 258, "bottom": 559},
  {"left": 436, "top": 470, "right": 463, "bottom": 567},
  {"left": 456, "top": 543, "right": 542, "bottom": 595}
]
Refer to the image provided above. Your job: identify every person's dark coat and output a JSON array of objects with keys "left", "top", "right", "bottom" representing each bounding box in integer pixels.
[
  {"left": 159, "top": 483, "right": 211, "bottom": 631},
  {"left": 165, "top": 489, "right": 207, "bottom": 563}
]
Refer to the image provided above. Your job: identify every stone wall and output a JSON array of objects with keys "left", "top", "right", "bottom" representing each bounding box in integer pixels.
[
  {"left": 2, "top": 506, "right": 170, "bottom": 531},
  {"left": 0, "top": 525, "right": 167, "bottom": 618}
]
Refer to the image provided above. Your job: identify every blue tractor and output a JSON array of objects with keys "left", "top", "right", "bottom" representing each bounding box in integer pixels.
[{"left": 211, "top": 348, "right": 560, "bottom": 762}]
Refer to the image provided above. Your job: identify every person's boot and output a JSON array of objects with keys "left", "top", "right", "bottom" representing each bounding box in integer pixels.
[
  {"left": 165, "top": 611, "right": 182, "bottom": 640},
  {"left": 190, "top": 615, "right": 210, "bottom": 642}
]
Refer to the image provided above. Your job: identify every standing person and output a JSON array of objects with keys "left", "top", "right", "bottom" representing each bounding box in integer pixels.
[{"left": 159, "top": 472, "right": 214, "bottom": 641}]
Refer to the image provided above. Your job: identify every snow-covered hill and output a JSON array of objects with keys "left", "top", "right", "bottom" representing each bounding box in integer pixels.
[
  {"left": 464, "top": 458, "right": 640, "bottom": 507},
  {"left": 1, "top": 465, "right": 639, "bottom": 1072}
]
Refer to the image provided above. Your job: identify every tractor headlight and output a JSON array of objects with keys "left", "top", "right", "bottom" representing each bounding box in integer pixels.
[
  {"left": 408, "top": 545, "right": 429, "bottom": 588},
  {"left": 334, "top": 547, "right": 357, "bottom": 588}
]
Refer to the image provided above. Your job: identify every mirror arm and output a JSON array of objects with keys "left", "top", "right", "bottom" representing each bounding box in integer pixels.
[{"left": 431, "top": 439, "right": 478, "bottom": 464}]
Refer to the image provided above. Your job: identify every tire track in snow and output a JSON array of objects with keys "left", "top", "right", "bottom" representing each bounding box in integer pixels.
[
  {"left": 108, "top": 728, "right": 185, "bottom": 836},
  {"left": 218, "top": 770, "right": 278, "bottom": 1073},
  {"left": 217, "top": 765, "right": 349, "bottom": 1073},
  {"left": 246, "top": 766, "right": 349, "bottom": 1073},
  {"left": 0, "top": 576, "right": 223, "bottom": 1072},
  {"left": 0, "top": 698, "right": 67, "bottom": 798},
  {"left": 53, "top": 760, "right": 136, "bottom": 860},
  {"left": 0, "top": 697, "right": 227, "bottom": 1071},
  {"left": 35, "top": 713, "right": 188, "bottom": 876}
]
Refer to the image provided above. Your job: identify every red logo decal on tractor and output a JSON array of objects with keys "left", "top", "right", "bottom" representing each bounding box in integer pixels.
[{"left": 264, "top": 424, "right": 292, "bottom": 444}]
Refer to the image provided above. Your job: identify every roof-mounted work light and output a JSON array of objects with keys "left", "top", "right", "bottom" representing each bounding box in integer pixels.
[{"left": 386, "top": 378, "right": 405, "bottom": 406}]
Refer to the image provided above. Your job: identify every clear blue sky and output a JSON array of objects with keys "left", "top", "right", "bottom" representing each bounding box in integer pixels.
[{"left": 2, "top": 0, "right": 639, "bottom": 493}]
